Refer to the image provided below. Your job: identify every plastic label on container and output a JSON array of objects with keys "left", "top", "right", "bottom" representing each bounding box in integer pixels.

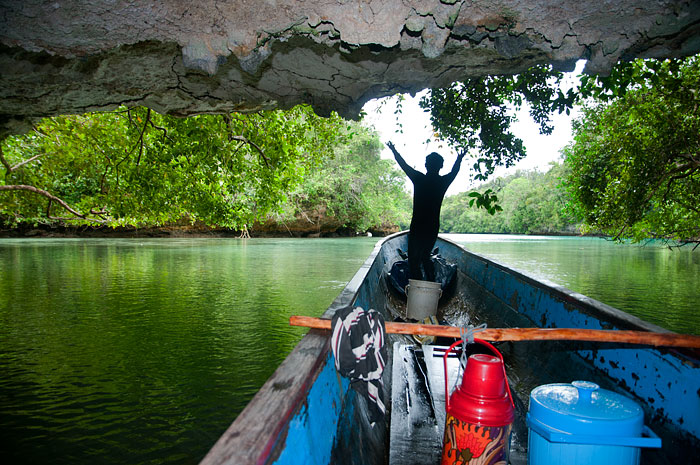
[{"left": 442, "top": 414, "right": 511, "bottom": 465}]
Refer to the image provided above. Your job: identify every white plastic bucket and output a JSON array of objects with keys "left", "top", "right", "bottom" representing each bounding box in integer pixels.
[{"left": 405, "top": 279, "right": 442, "bottom": 320}]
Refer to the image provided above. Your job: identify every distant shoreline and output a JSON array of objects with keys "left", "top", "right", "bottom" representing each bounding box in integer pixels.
[
  {"left": 0, "top": 223, "right": 591, "bottom": 239},
  {"left": 0, "top": 223, "right": 382, "bottom": 239}
]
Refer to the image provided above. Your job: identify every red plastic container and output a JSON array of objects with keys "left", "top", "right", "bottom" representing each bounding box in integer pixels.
[{"left": 441, "top": 339, "right": 514, "bottom": 465}]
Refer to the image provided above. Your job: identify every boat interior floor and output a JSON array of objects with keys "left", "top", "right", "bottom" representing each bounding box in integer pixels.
[
  {"left": 389, "top": 343, "right": 528, "bottom": 465},
  {"left": 383, "top": 269, "right": 697, "bottom": 465}
]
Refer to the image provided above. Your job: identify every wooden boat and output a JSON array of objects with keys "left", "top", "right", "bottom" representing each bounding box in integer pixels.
[{"left": 200, "top": 231, "right": 699, "bottom": 465}]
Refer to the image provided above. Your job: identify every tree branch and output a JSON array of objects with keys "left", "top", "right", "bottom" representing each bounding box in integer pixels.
[
  {"left": 637, "top": 152, "right": 700, "bottom": 208},
  {"left": 0, "top": 144, "right": 11, "bottom": 173},
  {"left": 613, "top": 224, "right": 628, "bottom": 241},
  {"left": 1, "top": 145, "right": 46, "bottom": 177},
  {"left": 13, "top": 153, "right": 44, "bottom": 172},
  {"left": 0, "top": 184, "right": 86, "bottom": 219},
  {"left": 224, "top": 114, "right": 271, "bottom": 168},
  {"left": 231, "top": 135, "right": 270, "bottom": 168},
  {"left": 148, "top": 119, "right": 172, "bottom": 143},
  {"left": 46, "top": 214, "right": 107, "bottom": 224},
  {"left": 135, "top": 108, "right": 151, "bottom": 166}
]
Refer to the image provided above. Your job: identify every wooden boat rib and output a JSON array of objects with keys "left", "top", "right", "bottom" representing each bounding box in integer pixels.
[{"left": 200, "top": 231, "right": 699, "bottom": 465}]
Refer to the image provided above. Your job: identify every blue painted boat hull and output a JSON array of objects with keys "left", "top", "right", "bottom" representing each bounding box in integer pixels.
[{"left": 200, "top": 232, "right": 699, "bottom": 464}]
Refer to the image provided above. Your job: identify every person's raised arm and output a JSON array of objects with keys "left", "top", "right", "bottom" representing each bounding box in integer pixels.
[
  {"left": 443, "top": 150, "right": 465, "bottom": 186},
  {"left": 387, "top": 141, "right": 419, "bottom": 179}
]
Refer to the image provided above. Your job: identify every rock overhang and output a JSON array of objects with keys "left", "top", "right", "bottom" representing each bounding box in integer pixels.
[{"left": 1, "top": 0, "right": 699, "bottom": 137}]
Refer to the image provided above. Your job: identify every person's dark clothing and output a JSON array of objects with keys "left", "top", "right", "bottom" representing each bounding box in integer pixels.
[{"left": 391, "top": 147, "right": 462, "bottom": 281}]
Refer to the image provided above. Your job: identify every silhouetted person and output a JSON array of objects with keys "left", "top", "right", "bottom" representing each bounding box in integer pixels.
[{"left": 387, "top": 141, "right": 464, "bottom": 282}]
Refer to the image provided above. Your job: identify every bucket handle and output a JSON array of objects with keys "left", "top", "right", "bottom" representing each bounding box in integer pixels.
[
  {"left": 443, "top": 338, "right": 515, "bottom": 413},
  {"left": 405, "top": 284, "right": 443, "bottom": 298},
  {"left": 526, "top": 413, "right": 662, "bottom": 448},
  {"left": 403, "top": 284, "right": 442, "bottom": 299}
]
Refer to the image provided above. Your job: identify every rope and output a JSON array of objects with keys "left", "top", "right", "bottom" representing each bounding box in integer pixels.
[{"left": 453, "top": 323, "right": 488, "bottom": 391}]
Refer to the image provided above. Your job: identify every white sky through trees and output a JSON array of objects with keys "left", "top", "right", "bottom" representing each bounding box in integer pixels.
[{"left": 362, "top": 61, "right": 585, "bottom": 196}]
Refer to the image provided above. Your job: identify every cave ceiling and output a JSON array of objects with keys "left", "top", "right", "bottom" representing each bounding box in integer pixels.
[{"left": 1, "top": 0, "right": 699, "bottom": 136}]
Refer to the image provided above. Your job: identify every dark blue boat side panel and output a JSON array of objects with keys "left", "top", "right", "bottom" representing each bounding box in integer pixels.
[
  {"left": 579, "top": 347, "right": 699, "bottom": 431},
  {"left": 272, "top": 352, "right": 349, "bottom": 465},
  {"left": 435, "top": 235, "right": 700, "bottom": 440},
  {"left": 270, "top": 236, "right": 398, "bottom": 465}
]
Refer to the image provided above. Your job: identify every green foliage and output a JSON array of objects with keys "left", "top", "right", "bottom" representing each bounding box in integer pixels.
[
  {"left": 563, "top": 56, "right": 700, "bottom": 243},
  {"left": 415, "top": 64, "right": 575, "bottom": 215},
  {"left": 440, "top": 163, "right": 580, "bottom": 235},
  {"left": 6, "top": 56, "right": 697, "bottom": 242},
  {"left": 407, "top": 56, "right": 699, "bottom": 243},
  {"left": 419, "top": 64, "right": 574, "bottom": 182},
  {"left": 1, "top": 106, "right": 348, "bottom": 229},
  {"left": 467, "top": 189, "right": 502, "bottom": 215},
  {"left": 283, "top": 122, "right": 412, "bottom": 231}
]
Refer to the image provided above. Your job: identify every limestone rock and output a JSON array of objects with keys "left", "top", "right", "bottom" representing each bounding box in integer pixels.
[{"left": 1, "top": 0, "right": 699, "bottom": 136}]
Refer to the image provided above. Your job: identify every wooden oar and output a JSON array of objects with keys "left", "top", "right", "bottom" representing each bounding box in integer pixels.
[{"left": 289, "top": 315, "right": 700, "bottom": 349}]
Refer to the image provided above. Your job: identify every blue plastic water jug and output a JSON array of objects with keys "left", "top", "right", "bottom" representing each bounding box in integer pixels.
[{"left": 526, "top": 381, "right": 661, "bottom": 465}]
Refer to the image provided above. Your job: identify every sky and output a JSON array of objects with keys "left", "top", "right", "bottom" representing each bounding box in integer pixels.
[{"left": 361, "top": 61, "right": 585, "bottom": 196}]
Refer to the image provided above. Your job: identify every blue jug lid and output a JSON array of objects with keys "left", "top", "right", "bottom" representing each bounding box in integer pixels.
[{"left": 529, "top": 381, "right": 644, "bottom": 436}]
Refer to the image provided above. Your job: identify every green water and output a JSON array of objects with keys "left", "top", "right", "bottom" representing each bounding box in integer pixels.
[
  {"left": 445, "top": 234, "right": 700, "bottom": 336},
  {"left": 0, "top": 235, "right": 698, "bottom": 464},
  {"left": 0, "top": 238, "right": 377, "bottom": 465}
]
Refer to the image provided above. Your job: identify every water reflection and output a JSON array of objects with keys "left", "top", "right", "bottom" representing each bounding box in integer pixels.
[
  {"left": 0, "top": 238, "right": 377, "bottom": 465},
  {"left": 445, "top": 234, "right": 700, "bottom": 335}
]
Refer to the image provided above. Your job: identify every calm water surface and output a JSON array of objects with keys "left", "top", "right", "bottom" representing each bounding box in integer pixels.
[
  {"left": 0, "top": 238, "right": 376, "bottom": 465},
  {"left": 445, "top": 234, "right": 700, "bottom": 336},
  {"left": 1, "top": 235, "right": 697, "bottom": 464}
]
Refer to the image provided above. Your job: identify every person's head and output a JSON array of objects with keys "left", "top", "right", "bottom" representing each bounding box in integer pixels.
[{"left": 425, "top": 152, "right": 444, "bottom": 173}]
